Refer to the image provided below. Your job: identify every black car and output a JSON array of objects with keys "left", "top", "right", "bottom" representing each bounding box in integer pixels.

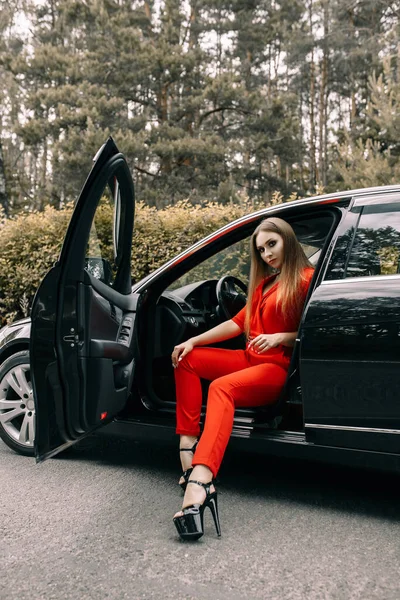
[{"left": 1, "top": 138, "right": 400, "bottom": 473}]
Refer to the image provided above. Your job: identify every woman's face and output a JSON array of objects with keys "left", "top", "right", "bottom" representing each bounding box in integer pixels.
[{"left": 255, "top": 230, "right": 285, "bottom": 270}]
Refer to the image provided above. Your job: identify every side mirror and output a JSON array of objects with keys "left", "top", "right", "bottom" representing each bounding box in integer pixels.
[{"left": 84, "top": 257, "right": 113, "bottom": 285}]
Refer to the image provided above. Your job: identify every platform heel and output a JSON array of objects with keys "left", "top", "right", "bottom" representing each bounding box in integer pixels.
[{"left": 173, "top": 480, "right": 221, "bottom": 541}]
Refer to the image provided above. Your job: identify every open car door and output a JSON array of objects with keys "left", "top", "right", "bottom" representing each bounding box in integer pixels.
[{"left": 30, "top": 138, "right": 137, "bottom": 462}]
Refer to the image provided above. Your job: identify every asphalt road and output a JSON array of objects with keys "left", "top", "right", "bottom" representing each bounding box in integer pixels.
[{"left": 1, "top": 434, "right": 399, "bottom": 600}]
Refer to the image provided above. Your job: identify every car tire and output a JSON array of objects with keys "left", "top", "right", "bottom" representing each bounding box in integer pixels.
[{"left": 0, "top": 350, "right": 35, "bottom": 457}]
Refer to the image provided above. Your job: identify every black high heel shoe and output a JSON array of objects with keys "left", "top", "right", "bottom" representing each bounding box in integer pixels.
[
  {"left": 179, "top": 440, "right": 198, "bottom": 491},
  {"left": 173, "top": 480, "right": 221, "bottom": 541}
]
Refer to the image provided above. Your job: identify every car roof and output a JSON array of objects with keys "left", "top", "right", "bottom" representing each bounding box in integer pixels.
[
  {"left": 206, "top": 184, "right": 400, "bottom": 235},
  {"left": 246, "top": 183, "right": 400, "bottom": 217},
  {"left": 285, "top": 183, "right": 400, "bottom": 205},
  {"left": 133, "top": 184, "right": 400, "bottom": 291}
]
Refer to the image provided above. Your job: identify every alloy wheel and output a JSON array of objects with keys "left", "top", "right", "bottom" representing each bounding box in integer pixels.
[{"left": 0, "top": 358, "right": 34, "bottom": 450}]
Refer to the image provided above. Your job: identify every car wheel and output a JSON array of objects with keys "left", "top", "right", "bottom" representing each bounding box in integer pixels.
[{"left": 0, "top": 350, "right": 35, "bottom": 457}]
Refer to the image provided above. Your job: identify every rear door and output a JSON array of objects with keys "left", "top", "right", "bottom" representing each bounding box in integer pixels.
[
  {"left": 31, "top": 138, "right": 138, "bottom": 462},
  {"left": 300, "top": 193, "right": 400, "bottom": 454}
]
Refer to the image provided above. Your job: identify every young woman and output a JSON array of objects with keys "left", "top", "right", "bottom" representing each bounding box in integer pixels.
[{"left": 171, "top": 217, "right": 314, "bottom": 540}]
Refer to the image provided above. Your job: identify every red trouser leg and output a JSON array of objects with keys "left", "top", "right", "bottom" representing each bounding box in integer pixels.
[
  {"left": 175, "top": 347, "right": 287, "bottom": 478},
  {"left": 175, "top": 347, "right": 249, "bottom": 437}
]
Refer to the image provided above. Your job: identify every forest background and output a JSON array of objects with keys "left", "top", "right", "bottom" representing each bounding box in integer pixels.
[{"left": 0, "top": 0, "right": 399, "bottom": 323}]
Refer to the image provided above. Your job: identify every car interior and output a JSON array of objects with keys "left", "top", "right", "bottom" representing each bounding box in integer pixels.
[{"left": 126, "top": 208, "right": 340, "bottom": 433}]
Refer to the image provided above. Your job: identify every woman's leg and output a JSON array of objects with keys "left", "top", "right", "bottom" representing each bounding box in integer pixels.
[
  {"left": 176, "top": 362, "right": 287, "bottom": 520},
  {"left": 174, "top": 360, "right": 287, "bottom": 527},
  {"left": 175, "top": 347, "right": 249, "bottom": 485},
  {"left": 193, "top": 362, "right": 288, "bottom": 478},
  {"left": 175, "top": 347, "right": 249, "bottom": 437}
]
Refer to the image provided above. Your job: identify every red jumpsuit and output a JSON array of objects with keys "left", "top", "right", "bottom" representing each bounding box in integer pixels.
[{"left": 175, "top": 268, "right": 314, "bottom": 477}]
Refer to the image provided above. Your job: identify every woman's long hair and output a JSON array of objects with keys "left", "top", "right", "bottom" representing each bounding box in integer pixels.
[{"left": 244, "top": 217, "right": 313, "bottom": 337}]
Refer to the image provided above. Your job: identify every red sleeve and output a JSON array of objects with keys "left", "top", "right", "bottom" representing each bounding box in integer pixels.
[
  {"left": 298, "top": 268, "right": 314, "bottom": 310},
  {"left": 285, "top": 268, "right": 315, "bottom": 331},
  {"left": 301, "top": 268, "right": 314, "bottom": 296},
  {"left": 231, "top": 306, "right": 246, "bottom": 331},
  {"left": 232, "top": 280, "right": 264, "bottom": 332}
]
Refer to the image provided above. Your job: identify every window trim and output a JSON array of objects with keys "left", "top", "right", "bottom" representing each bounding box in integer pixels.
[
  {"left": 353, "top": 192, "right": 400, "bottom": 207},
  {"left": 342, "top": 209, "right": 362, "bottom": 278},
  {"left": 334, "top": 202, "right": 400, "bottom": 281},
  {"left": 320, "top": 273, "right": 400, "bottom": 286}
]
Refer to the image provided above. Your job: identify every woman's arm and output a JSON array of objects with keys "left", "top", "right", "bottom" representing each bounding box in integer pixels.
[
  {"left": 275, "top": 331, "right": 298, "bottom": 348},
  {"left": 172, "top": 320, "right": 242, "bottom": 367},
  {"left": 247, "top": 331, "right": 298, "bottom": 354},
  {"left": 191, "top": 319, "right": 242, "bottom": 347}
]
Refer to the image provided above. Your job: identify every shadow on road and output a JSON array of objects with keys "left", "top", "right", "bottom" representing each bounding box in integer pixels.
[{"left": 57, "top": 433, "right": 400, "bottom": 524}]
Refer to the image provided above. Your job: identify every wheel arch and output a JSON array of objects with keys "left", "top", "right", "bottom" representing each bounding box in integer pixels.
[{"left": 0, "top": 340, "right": 30, "bottom": 364}]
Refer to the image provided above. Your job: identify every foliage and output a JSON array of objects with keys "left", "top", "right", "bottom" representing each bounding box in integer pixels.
[
  {"left": 332, "top": 61, "right": 400, "bottom": 189},
  {"left": 1, "top": 0, "right": 397, "bottom": 215},
  {"left": 0, "top": 204, "right": 72, "bottom": 324},
  {"left": 334, "top": 136, "right": 400, "bottom": 189},
  {"left": 0, "top": 200, "right": 248, "bottom": 325}
]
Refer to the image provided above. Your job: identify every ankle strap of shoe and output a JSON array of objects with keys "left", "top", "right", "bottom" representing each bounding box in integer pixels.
[
  {"left": 179, "top": 440, "right": 198, "bottom": 453},
  {"left": 187, "top": 479, "right": 213, "bottom": 493}
]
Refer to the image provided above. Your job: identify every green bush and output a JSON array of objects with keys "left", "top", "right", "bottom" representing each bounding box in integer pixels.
[
  {"left": 0, "top": 204, "right": 73, "bottom": 325},
  {"left": 0, "top": 201, "right": 246, "bottom": 326}
]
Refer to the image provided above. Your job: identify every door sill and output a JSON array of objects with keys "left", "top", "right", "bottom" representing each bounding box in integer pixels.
[
  {"left": 96, "top": 416, "right": 400, "bottom": 474},
  {"left": 101, "top": 414, "right": 306, "bottom": 444}
]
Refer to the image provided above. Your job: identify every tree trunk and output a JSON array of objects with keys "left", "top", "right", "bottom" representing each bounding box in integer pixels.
[
  {"left": 144, "top": 1, "right": 151, "bottom": 21},
  {"left": 0, "top": 139, "right": 8, "bottom": 217},
  {"left": 299, "top": 92, "right": 305, "bottom": 190},
  {"left": 309, "top": 1, "right": 316, "bottom": 192},
  {"left": 268, "top": 44, "right": 272, "bottom": 97},
  {"left": 183, "top": 1, "right": 198, "bottom": 145},
  {"left": 217, "top": 4, "right": 222, "bottom": 75},
  {"left": 41, "top": 135, "right": 48, "bottom": 194},
  {"left": 347, "top": 7, "right": 357, "bottom": 130},
  {"left": 276, "top": 155, "right": 281, "bottom": 179},
  {"left": 318, "top": 0, "right": 329, "bottom": 187},
  {"left": 350, "top": 90, "right": 356, "bottom": 128},
  {"left": 158, "top": 82, "right": 170, "bottom": 174}
]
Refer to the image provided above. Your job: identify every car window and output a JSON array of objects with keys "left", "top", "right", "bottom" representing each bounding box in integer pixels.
[
  {"left": 345, "top": 203, "right": 400, "bottom": 278},
  {"left": 84, "top": 183, "right": 118, "bottom": 287},
  {"left": 168, "top": 238, "right": 251, "bottom": 290},
  {"left": 168, "top": 234, "right": 321, "bottom": 291}
]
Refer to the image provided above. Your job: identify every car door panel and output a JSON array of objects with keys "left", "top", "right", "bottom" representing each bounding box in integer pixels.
[
  {"left": 31, "top": 138, "right": 137, "bottom": 462},
  {"left": 301, "top": 199, "right": 400, "bottom": 454},
  {"left": 88, "top": 273, "right": 138, "bottom": 311},
  {"left": 89, "top": 290, "right": 121, "bottom": 340},
  {"left": 301, "top": 279, "right": 400, "bottom": 422}
]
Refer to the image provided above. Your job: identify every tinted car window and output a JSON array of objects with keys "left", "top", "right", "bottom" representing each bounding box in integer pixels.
[
  {"left": 345, "top": 203, "right": 400, "bottom": 278},
  {"left": 168, "top": 233, "right": 322, "bottom": 291},
  {"left": 324, "top": 209, "right": 360, "bottom": 281},
  {"left": 84, "top": 184, "right": 118, "bottom": 287},
  {"left": 168, "top": 238, "right": 251, "bottom": 290}
]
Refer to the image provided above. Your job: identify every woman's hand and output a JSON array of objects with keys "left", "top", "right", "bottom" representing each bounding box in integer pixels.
[
  {"left": 171, "top": 340, "right": 195, "bottom": 368},
  {"left": 247, "top": 333, "right": 282, "bottom": 354}
]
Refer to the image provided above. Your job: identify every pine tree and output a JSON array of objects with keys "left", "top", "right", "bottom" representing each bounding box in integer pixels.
[
  {"left": 334, "top": 57, "right": 400, "bottom": 189},
  {"left": 1, "top": 0, "right": 399, "bottom": 211},
  {"left": 0, "top": 0, "right": 31, "bottom": 215},
  {"left": 0, "top": 140, "right": 7, "bottom": 216},
  {"left": 213, "top": 0, "right": 305, "bottom": 202}
]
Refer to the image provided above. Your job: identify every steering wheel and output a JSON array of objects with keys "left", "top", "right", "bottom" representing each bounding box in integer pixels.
[{"left": 216, "top": 276, "right": 247, "bottom": 320}]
